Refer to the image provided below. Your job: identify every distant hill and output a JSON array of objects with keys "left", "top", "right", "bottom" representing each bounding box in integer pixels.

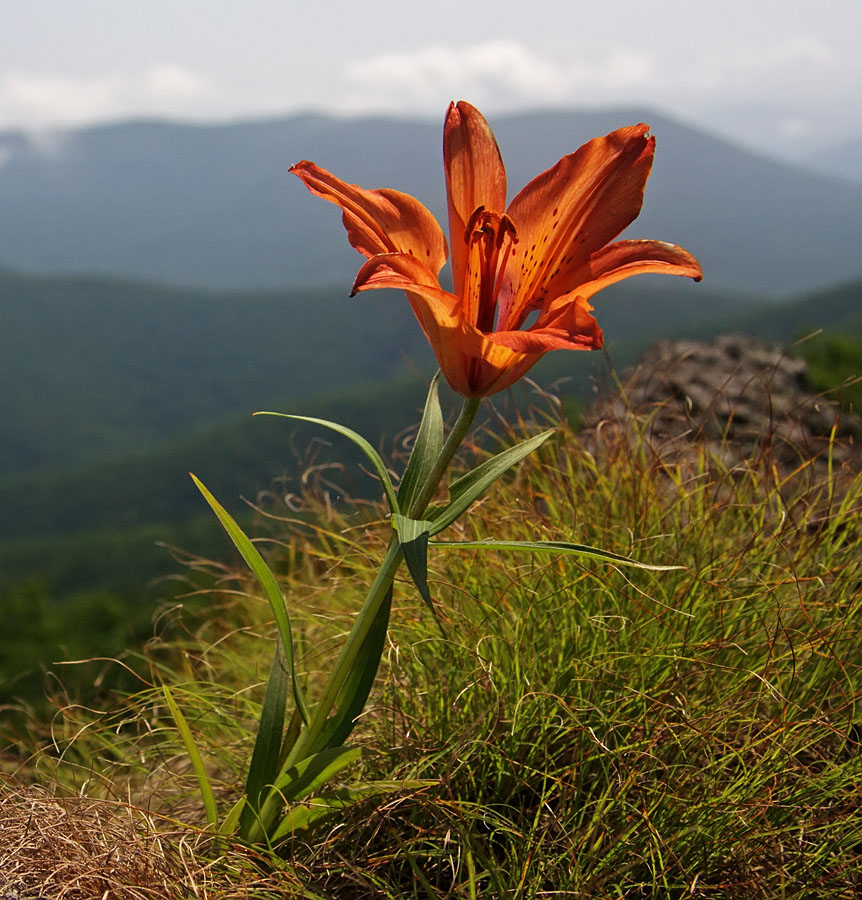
[
  {"left": 0, "top": 266, "right": 738, "bottom": 485},
  {"left": 736, "top": 280, "right": 862, "bottom": 342},
  {"left": 0, "top": 268, "right": 433, "bottom": 478},
  {"left": 0, "top": 109, "right": 860, "bottom": 296},
  {"left": 0, "top": 273, "right": 857, "bottom": 602},
  {"left": 804, "top": 137, "right": 862, "bottom": 184}
]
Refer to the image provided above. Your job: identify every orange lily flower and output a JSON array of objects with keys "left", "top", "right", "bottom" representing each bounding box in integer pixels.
[{"left": 290, "top": 101, "right": 702, "bottom": 397}]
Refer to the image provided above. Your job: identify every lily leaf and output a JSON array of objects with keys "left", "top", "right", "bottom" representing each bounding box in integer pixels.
[
  {"left": 255, "top": 412, "right": 400, "bottom": 515},
  {"left": 431, "top": 538, "right": 683, "bottom": 571},
  {"left": 239, "top": 641, "right": 289, "bottom": 837},
  {"left": 270, "top": 779, "right": 432, "bottom": 840},
  {"left": 310, "top": 584, "right": 393, "bottom": 755},
  {"left": 272, "top": 745, "right": 362, "bottom": 801},
  {"left": 254, "top": 745, "right": 361, "bottom": 843},
  {"left": 219, "top": 795, "right": 246, "bottom": 836},
  {"left": 392, "top": 513, "right": 436, "bottom": 618},
  {"left": 428, "top": 429, "right": 555, "bottom": 535},
  {"left": 397, "top": 372, "right": 443, "bottom": 512},
  {"left": 191, "top": 474, "right": 310, "bottom": 725}
]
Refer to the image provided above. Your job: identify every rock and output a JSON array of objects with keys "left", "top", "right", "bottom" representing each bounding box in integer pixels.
[{"left": 583, "top": 334, "right": 862, "bottom": 473}]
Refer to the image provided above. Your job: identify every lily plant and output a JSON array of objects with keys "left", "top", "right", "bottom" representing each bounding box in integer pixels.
[{"left": 167, "top": 101, "right": 702, "bottom": 847}]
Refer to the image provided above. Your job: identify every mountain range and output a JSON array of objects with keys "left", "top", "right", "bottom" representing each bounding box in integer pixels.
[
  {"left": 3, "top": 266, "right": 859, "bottom": 550},
  {"left": 1, "top": 108, "right": 860, "bottom": 296}
]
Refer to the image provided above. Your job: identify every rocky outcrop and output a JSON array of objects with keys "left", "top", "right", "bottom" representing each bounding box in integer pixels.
[{"left": 583, "top": 335, "right": 861, "bottom": 473}]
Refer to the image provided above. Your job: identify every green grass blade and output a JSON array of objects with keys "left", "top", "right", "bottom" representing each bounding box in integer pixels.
[
  {"left": 428, "top": 429, "right": 555, "bottom": 534},
  {"left": 430, "top": 538, "right": 683, "bottom": 570},
  {"left": 190, "top": 473, "right": 309, "bottom": 724},
  {"left": 397, "top": 372, "right": 443, "bottom": 511},
  {"left": 392, "top": 514, "right": 436, "bottom": 616},
  {"left": 239, "top": 641, "right": 290, "bottom": 838},
  {"left": 161, "top": 684, "right": 219, "bottom": 831},
  {"left": 255, "top": 412, "right": 401, "bottom": 515}
]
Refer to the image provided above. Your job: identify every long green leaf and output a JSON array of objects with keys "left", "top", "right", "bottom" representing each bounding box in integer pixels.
[
  {"left": 431, "top": 538, "right": 683, "bottom": 570},
  {"left": 270, "top": 780, "right": 432, "bottom": 840},
  {"left": 219, "top": 796, "right": 246, "bottom": 836},
  {"left": 397, "top": 372, "right": 443, "bottom": 512},
  {"left": 161, "top": 684, "right": 219, "bottom": 830},
  {"left": 255, "top": 412, "right": 400, "bottom": 515},
  {"left": 428, "top": 429, "right": 554, "bottom": 534},
  {"left": 256, "top": 746, "right": 361, "bottom": 842},
  {"left": 191, "top": 474, "right": 310, "bottom": 724},
  {"left": 310, "top": 584, "right": 394, "bottom": 755},
  {"left": 239, "top": 641, "right": 290, "bottom": 838},
  {"left": 272, "top": 745, "right": 361, "bottom": 800},
  {"left": 392, "top": 514, "right": 436, "bottom": 617}
]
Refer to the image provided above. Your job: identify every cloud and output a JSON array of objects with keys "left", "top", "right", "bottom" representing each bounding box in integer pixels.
[
  {"left": 143, "top": 63, "right": 209, "bottom": 101},
  {"left": 1, "top": 70, "right": 126, "bottom": 124},
  {"left": 0, "top": 63, "right": 212, "bottom": 128},
  {"left": 344, "top": 40, "right": 658, "bottom": 113},
  {"left": 340, "top": 33, "right": 860, "bottom": 123}
]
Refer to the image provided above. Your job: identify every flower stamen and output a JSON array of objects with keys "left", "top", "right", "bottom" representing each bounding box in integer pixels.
[{"left": 464, "top": 209, "right": 519, "bottom": 334}]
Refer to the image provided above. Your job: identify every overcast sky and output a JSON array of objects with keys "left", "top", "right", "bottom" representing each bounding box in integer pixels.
[{"left": 3, "top": 0, "right": 860, "bottom": 159}]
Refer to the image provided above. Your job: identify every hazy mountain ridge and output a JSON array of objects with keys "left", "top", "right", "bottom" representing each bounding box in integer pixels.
[
  {"left": 0, "top": 267, "right": 857, "bottom": 601},
  {"left": 804, "top": 136, "right": 862, "bottom": 184},
  {"left": 1, "top": 108, "right": 860, "bottom": 296},
  {"left": 0, "top": 265, "right": 740, "bottom": 488}
]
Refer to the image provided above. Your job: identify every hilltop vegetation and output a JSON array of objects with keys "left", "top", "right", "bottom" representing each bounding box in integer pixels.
[
  {"left": 6, "top": 399, "right": 861, "bottom": 897},
  {"left": 0, "top": 268, "right": 432, "bottom": 478}
]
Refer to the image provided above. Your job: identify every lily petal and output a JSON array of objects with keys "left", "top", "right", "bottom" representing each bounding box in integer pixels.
[
  {"left": 572, "top": 240, "right": 703, "bottom": 300},
  {"left": 290, "top": 160, "right": 448, "bottom": 273},
  {"left": 486, "top": 294, "right": 604, "bottom": 353},
  {"left": 351, "top": 253, "right": 478, "bottom": 395},
  {"left": 443, "top": 102, "right": 507, "bottom": 299},
  {"left": 458, "top": 341, "right": 544, "bottom": 397},
  {"left": 500, "top": 125, "right": 654, "bottom": 328}
]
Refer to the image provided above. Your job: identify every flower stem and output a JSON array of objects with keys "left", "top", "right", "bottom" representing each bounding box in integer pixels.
[
  {"left": 407, "top": 396, "right": 482, "bottom": 519},
  {"left": 277, "top": 396, "right": 481, "bottom": 772}
]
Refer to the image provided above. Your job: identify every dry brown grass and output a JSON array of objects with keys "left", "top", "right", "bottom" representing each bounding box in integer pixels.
[{"left": 0, "top": 780, "right": 304, "bottom": 900}]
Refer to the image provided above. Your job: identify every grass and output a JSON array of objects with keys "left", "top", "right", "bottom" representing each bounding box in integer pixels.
[{"left": 2, "top": 390, "right": 861, "bottom": 899}]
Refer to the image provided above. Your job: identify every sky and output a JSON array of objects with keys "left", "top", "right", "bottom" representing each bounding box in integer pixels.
[{"left": 3, "top": 0, "right": 860, "bottom": 160}]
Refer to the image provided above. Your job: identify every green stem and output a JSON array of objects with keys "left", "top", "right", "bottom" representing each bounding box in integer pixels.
[
  {"left": 289, "top": 536, "right": 402, "bottom": 761},
  {"left": 407, "top": 396, "right": 482, "bottom": 519},
  {"left": 250, "top": 395, "right": 482, "bottom": 842},
  {"left": 300, "top": 394, "right": 481, "bottom": 748}
]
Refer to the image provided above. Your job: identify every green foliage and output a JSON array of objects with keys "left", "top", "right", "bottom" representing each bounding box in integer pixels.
[
  {"left": 22, "top": 410, "right": 862, "bottom": 896},
  {"left": 797, "top": 331, "right": 862, "bottom": 412},
  {"left": 0, "top": 579, "right": 144, "bottom": 707}
]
